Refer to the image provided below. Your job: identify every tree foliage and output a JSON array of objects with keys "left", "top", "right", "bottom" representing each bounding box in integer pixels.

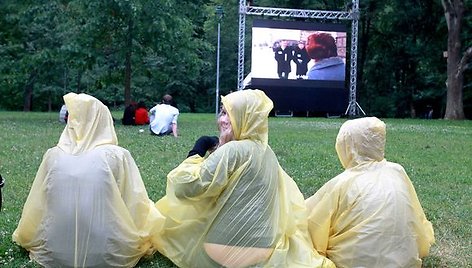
[{"left": 0, "top": 0, "right": 471, "bottom": 118}]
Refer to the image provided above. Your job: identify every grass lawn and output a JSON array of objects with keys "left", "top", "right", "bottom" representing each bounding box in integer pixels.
[{"left": 0, "top": 111, "right": 470, "bottom": 267}]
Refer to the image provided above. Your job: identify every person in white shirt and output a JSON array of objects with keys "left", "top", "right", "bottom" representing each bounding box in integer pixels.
[
  {"left": 149, "top": 94, "right": 179, "bottom": 137},
  {"left": 59, "top": 104, "right": 68, "bottom": 123}
]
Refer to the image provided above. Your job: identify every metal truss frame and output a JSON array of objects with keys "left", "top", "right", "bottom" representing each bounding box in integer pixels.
[{"left": 237, "top": 0, "right": 364, "bottom": 116}]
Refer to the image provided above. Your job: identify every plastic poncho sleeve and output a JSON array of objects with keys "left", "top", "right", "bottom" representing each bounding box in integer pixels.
[
  {"left": 11, "top": 149, "right": 52, "bottom": 248},
  {"left": 305, "top": 178, "right": 339, "bottom": 256},
  {"left": 168, "top": 144, "right": 243, "bottom": 201},
  {"left": 113, "top": 149, "right": 165, "bottom": 242},
  {"left": 399, "top": 166, "right": 435, "bottom": 258}
]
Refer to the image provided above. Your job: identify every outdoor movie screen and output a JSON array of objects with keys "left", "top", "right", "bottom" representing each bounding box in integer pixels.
[{"left": 250, "top": 19, "right": 348, "bottom": 89}]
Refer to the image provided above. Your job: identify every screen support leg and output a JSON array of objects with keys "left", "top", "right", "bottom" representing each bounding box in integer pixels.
[{"left": 344, "top": 101, "right": 366, "bottom": 117}]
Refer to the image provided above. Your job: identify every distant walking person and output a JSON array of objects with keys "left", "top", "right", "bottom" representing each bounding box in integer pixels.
[{"left": 149, "top": 94, "right": 179, "bottom": 137}]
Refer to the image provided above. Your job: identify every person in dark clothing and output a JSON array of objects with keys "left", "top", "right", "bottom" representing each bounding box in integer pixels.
[
  {"left": 122, "top": 102, "right": 137, "bottom": 125},
  {"left": 274, "top": 40, "right": 293, "bottom": 79},
  {"left": 293, "top": 41, "right": 310, "bottom": 79}
]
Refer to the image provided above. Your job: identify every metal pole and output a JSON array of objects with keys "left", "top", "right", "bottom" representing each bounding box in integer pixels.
[
  {"left": 0, "top": 175, "right": 4, "bottom": 211},
  {"left": 237, "top": 0, "right": 246, "bottom": 90},
  {"left": 216, "top": 22, "right": 221, "bottom": 117},
  {"left": 215, "top": 6, "right": 224, "bottom": 117}
]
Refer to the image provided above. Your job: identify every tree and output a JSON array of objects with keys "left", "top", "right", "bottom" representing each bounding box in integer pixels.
[
  {"left": 442, "top": 0, "right": 472, "bottom": 119},
  {"left": 0, "top": 1, "right": 470, "bottom": 117},
  {"left": 357, "top": 0, "right": 447, "bottom": 118}
]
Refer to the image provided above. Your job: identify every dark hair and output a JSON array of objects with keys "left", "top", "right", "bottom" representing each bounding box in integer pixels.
[
  {"left": 305, "top": 33, "right": 338, "bottom": 61},
  {"left": 162, "top": 94, "right": 173, "bottom": 105},
  {"left": 137, "top": 101, "right": 147, "bottom": 109}
]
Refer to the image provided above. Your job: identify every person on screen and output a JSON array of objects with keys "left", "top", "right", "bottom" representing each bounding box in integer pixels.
[
  {"left": 155, "top": 89, "right": 334, "bottom": 268},
  {"left": 293, "top": 41, "right": 310, "bottom": 79},
  {"left": 305, "top": 33, "right": 345, "bottom": 81},
  {"left": 305, "top": 117, "right": 435, "bottom": 268},
  {"left": 12, "top": 93, "right": 164, "bottom": 267},
  {"left": 274, "top": 39, "right": 293, "bottom": 79}
]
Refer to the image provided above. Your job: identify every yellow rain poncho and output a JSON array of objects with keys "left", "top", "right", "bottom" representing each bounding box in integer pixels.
[
  {"left": 13, "top": 93, "right": 164, "bottom": 268},
  {"left": 306, "top": 117, "right": 435, "bottom": 268},
  {"left": 156, "top": 89, "right": 334, "bottom": 268}
]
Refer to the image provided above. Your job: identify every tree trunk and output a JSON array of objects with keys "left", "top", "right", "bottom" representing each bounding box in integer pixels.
[
  {"left": 124, "top": 12, "right": 133, "bottom": 106},
  {"left": 443, "top": 0, "right": 465, "bottom": 119},
  {"left": 77, "top": 70, "right": 82, "bottom": 92},
  {"left": 63, "top": 65, "right": 68, "bottom": 95},
  {"left": 48, "top": 91, "right": 52, "bottom": 112},
  {"left": 357, "top": 5, "right": 371, "bottom": 110},
  {"left": 23, "top": 71, "right": 37, "bottom": 111}
]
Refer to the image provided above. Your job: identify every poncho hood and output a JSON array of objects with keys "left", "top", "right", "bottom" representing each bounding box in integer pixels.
[
  {"left": 58, "top": 93, "right": 117, "bottom": 154},
  {"left": 335, "top": 117, "right": 386, "bottom": 169},
  {"left": 221, "top": 89, "right": 273, "bottom": 146}
]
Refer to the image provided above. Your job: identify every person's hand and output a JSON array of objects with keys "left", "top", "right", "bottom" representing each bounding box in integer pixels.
[
  {"left": 219, "top": 127, "right": 234, "bottom": 146},
  {"left": 218, "top": 115, "right": 234, "bottom": 146},
  {"left": 187, "top": 136, "right": 219, "bottom": 158}
]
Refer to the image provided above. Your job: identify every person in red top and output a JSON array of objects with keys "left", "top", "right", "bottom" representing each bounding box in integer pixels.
[{"left": 134, "top": 101, "right": 150, "bottom": 125}]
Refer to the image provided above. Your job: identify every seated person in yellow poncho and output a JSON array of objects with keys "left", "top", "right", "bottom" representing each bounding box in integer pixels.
[
  {"left": 155, "top": 89, "right": 334, "bottom": 268},
  {"left": 306, "top": 117, "right": 435, "bottom": 268},
  {"left": 12, "top": 93, "right": 164, "bottom": 268}
]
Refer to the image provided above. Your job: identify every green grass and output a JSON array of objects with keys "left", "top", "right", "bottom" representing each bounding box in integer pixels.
[{"left": 0, "top": 112, "right": 470, "bottom": 267}]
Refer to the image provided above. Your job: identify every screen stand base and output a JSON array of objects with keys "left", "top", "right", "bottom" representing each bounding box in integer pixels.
[
  {"left": 344, "top": 101, "right": 366, "bottom": 117},
  {"left": 275, "top": 110, "right": 293, "bottom": 117}
]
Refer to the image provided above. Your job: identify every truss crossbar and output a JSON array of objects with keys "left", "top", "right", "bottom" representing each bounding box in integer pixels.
[{"left": 245, "top": 6, "right": 352, "bottom": 20}]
